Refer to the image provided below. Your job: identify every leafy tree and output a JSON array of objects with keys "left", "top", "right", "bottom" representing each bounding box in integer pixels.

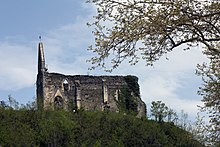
[
  {"left": 196, "top": 49, "right": 220, "bottom": 145},
  {"left": 20, "top": 100, "right": 37, "bottom": 110},
  {"left": 118, "top": 86, "right": 138, "bottom": 114},
  {"left": 0, "top": 109, "right": 204, "bottom": 146},
  {"left": 178, "top": 109, "right": 189, "bottom": 130},
  {"left": 0, "top": 109, "right": 38, "bottom": 146},
  {"left": 150, "top": 101, "right": 168, "bottom": 122},
  {"left": 191, "top": 112, "right": 209, "bottom": 146},
  {"left": 167, "top": 108, "right": 178, "bottom": 123},
  {"left": 0, "top": 101, "right": 8, "bottom": 109},
  {"left": 8, "top": 95, "right": 20, "bottom": 110},
  {"left": 87, "top": 0, "right": 220, "bottom": 71},
  {"left": 86, "top": 1, "right": 219, "bottom": 144},
  {"left": 38, "top": 111, "right": 77, "bottom": 146}
]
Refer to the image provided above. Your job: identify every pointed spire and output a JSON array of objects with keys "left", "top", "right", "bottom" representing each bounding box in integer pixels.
[{"left": 38, "top": 36, "right": 46, "bottom": 73}]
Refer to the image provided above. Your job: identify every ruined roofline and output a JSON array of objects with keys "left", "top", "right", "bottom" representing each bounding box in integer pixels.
[
  {"left": 46, "top": 71, "right": 138, "bottom": 79},
  {"left": 37, "top": 40, "right": 137, "bottom": 80},
  {"left": 36, "top": 40, "right": 146, "bottom": 117}
]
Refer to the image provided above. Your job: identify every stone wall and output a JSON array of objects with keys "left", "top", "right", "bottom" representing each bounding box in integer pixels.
[
  {"left": 36, "top": 41, "right": 146, "bottom": 117},
  {"left": 37, "top": 72, "right": 146, "bottom": 117}
]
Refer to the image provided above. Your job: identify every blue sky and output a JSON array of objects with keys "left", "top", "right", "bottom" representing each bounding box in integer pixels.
[{"left": 0, "top": 0, "right": 208, "bottom": 120}]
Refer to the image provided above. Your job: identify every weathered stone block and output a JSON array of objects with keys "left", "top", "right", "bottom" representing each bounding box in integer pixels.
[{"left": 36, "top": 42, "right": 146, "bottom": 117}]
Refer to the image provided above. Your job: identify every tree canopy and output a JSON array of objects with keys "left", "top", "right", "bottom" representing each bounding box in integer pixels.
[
  {"left": 87, "top": 1, "right": 220, "bottom": 145},
  {"left": 151, "top": 101, "right": 168, "bottom": 122},
  {"left": 87, "top": 0, "right": 220, "bottom": 71},
  {"left": 196, "top": 49, "right": 220, "bottom": 145},
  {"left": 0, "top": 108, "right": 204, "bottom": 146}
]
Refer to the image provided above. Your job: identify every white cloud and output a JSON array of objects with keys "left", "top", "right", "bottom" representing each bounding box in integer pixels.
[
  {"left": 0, "top": 42, "right": 36, "bottom": 90},
  {"left": 40, "top": 15, "right": 95, "bottom": 75},
  {"left": 0, "top": 1, "right": 208, "bottom": 121},
  {"left": 137, "top": 47, "right": 206, "bottom": 119},
  {"left": 140, "top": 74, "right": 203, "bottom": 116},
  {"left": 107, "top": 44, "right": 207, "bottom": 119},
  {"left": 0, "top": 12, "right": 94, "bottom": 90}
]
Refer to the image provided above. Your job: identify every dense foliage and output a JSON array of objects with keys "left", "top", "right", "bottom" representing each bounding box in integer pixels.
[
  {"left": 87, "top": 0, "right": 220, "bottom": 71},
  {"left": 151, "top": 101, "right": 169, "bottom": 123},
  {"left": 124, "top": 75, "right": 140, "bottom": 97},
  {"left": 0, "top": 109, "right": 203, "bottom": 147},
  {"left": 117, "top": 75, "right": 141, "bottom": 115},
  {"left": 86, "top": 0, "right": 220, "bottom": 145},
  {"left": 196, "top": 49, "right": 220, "bottom": 145},
  {"left": 117, "top": 86, "right": 138, "bottom": 115}
]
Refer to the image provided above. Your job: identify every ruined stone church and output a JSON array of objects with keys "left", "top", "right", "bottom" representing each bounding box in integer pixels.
[{"left": 36, "top": 41, "right": 146, "bottom": 117}]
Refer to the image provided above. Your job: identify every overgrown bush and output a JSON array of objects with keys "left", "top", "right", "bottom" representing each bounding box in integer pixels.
[{"left": 0, "top": 109, "right": 204, "bottom": 146}]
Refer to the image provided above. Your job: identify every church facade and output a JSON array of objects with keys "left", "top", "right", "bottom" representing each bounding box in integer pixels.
[{"left": 36, "top": 41, "right": 146, "bottom": 117}]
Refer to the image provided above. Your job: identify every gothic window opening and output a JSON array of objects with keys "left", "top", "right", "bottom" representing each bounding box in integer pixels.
[
  {"left": 54, "top": 96, "right": 63, "bottom": 110},
  {"left": 63, "top": 79, "right": 69, "bottom": 91}
]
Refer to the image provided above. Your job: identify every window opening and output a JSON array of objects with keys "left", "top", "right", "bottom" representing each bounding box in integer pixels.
[
  {"left": 54, "top": 96, "right": 63, "bottom": 110},
  {"left": 63, "top": 79, "right": 69, "bottom": 91}
]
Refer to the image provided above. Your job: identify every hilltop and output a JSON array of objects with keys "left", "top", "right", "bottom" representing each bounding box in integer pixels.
[{"left": 0, "top": 109, "right": 204, "bottom": 146}]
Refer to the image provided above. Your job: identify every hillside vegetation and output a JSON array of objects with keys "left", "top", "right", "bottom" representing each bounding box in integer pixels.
[{"left": 0, "top": 108, "right": 203, "bottom": 147}]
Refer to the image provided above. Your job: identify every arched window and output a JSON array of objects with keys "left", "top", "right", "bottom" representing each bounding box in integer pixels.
[
  {"left": 54, "top": 96, "right": 63, "bottom": 110},
  {"left": 63, "top": 79, "right": 69, "bottom": 91}
]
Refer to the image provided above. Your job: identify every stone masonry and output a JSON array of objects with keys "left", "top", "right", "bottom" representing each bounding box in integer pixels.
[{"left": 36, "top": 41, "right": 146, "bottom": 117}]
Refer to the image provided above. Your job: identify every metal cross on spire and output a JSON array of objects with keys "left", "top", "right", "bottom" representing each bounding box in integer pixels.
[{"left": 39, "top": 36, "right": 42, "bottom": 42}]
